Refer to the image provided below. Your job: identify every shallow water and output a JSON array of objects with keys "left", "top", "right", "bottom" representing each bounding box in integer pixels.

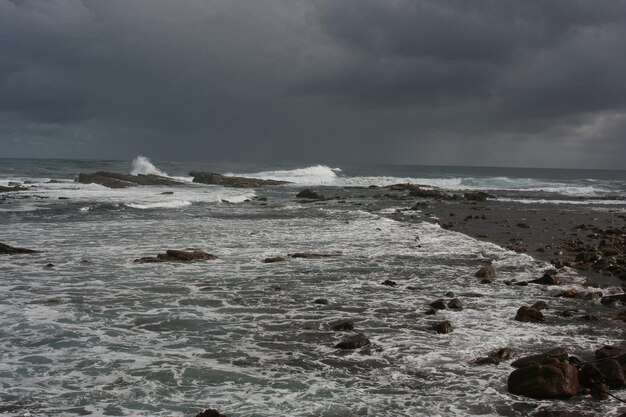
[{"left": 1, "top": 158, "right": 625, "bottom": 416}]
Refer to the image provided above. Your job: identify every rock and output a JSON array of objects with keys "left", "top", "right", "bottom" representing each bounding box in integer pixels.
[
  {"left": 196, "top": 409, "right": 227, "bottom": 417},
  {"left": 531, "top": 272, "right": 561, "bottom": 286},
  {"left": 515, "top": 306, "right": 544, "bottom": 323},
  {"left": 595, "top": 358, "right": 626, "bottom": 388},
  {"left": 190, "top": 172, "right": 290, "bottom": 188},
  {"left": 289, "top": 253, "right": 340, "bottom": 259},
  {"left": 471, "top": 347, "right": 513, "bottom": 365},
  {"left": 429, "top": 299, "right": 448, "bottom": 310},
  {"left": 601, "top": 293, "right": 626, "bottom": 305},
  {"left": 447, "top": 298, "right": 463, "bottom": 310},
  {"left": 328, "top": 319, "right": 354, "bottom": 331},
  {"left": 517, "top": 222, "right": 531, "bottom": 229},
  {"left": 77, "top": 171, "right": 183, "bottom": 188},
  {"left": 0, "top": 242, "right": 39, "bottom": 254},
  {"left": 463, "top": 191, "right": 494, "bottom": 201},
  {"left": 296, "top": 189, "right": 325, "bottom": 200},
  {"left": 531, "top": 301, "right": 550, "bottom": 310},
  {"left": 160, "top": 191, "right": 174, "bottom": 195},
  {"left": 335, "top": 333, "right": 370, "bottom": 349},
  {"left": 579, "top": 363, "right": 605, "bottom": 388},
  {"left": 556, "top": 288, "right": 586, "bottom": 298},
  {"left": 507, "top": 361, "right": 580, "bottom": 399},
  {"left": 264, "top": 256, "right": 286, "bottom": 263},
  {"left": 511, "top": 347, "right": 569, "bottom": 368},
  {"left": 474, "top": 265, "right": 496, "bottom": 280},
  {"left": 433, "top": 320, "right": 453, "bottom": 334},
  {"left": 134, "top": 249, "right": 217, "bottom": 263},
  {"left": 596, "top": 345, "right": 626, "bottom": 359},
  {"left": 532, "top": 411, "right": 595, "bottom": 417},
  {"left": 0, "top": 185, "right": 27, "bottom": 192},
  {"left": 445, "top": 291, "right": 455, "bottom": 297},
  {"left": 381, "top": 279, "right": 397, "bottom": 287},
  {"left": 314, "top": 298, "right": 329, "bottom": 305}
]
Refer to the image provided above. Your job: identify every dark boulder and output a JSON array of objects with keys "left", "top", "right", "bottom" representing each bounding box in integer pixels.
[
  {"left": 531, "top": 272, "right": 561, "bottom": 285},
  {"left": 264, "top": 256, "right": 286, "bottom": 263},
  {"left": 190, "top": 172, "right": 290, "bottom": 188},
  {"left": 290, "top": 252, "right": 340, "bottom": 259},
  {"left": 471, "top": 347, "right": 513, "bottom": 365},
  {"left": 314, "top": 298, "right": 329, "bottom": 305},
  {"left": 515, "top": 306, "right": 544, "bottom": 323},
  {"left": 595, "top": 358, "right": 626, "bottom": 389},
  {"left": 134, "top": 249, "right": 217, "bottom": 263},
  {"left": 429, "top": 299, "right": 448, "bottom": 310},
  {"left": 447, "top": 298, "right": 463, "bottom": 310},
  {"left": 433, "top": 321, "right": 453, "bottom": 334},
  {"left": 196, "top": 409, "right": 227, "bottom": 417},
  {"left": 463, "top": 191, "right": 494, "bottom": 201},
  {"left": 511, "top": 347, "right": 568, "bottom": 368},
  {"left": 474, "top": 265, "right": 496, "bottom": 280},
  {"left": 0, "top": 242, "right": 39, "bottom": 254},
  {"left": 531, "top": 301, "right": 550, "bottom": 310},
  {"left": 296, "top": 189, "right": 325, "bottom": 200},
  {"left": 508, "top": 362, "right": 580, "bottom": 399},
  {"left": 328, "top": 319, "right": 354, "bottom": 331},
  {"left": 596, "top": 345, "right": 626, "bottom": 359},
  {"left": 335, "top": 333, "right": 370, "bottom": 349},
  {"left": 381, "top": 279, "right": 397, "bottom": 287}
]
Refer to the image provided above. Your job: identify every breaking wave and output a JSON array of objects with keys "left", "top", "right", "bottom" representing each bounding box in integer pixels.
[{"left": 130, "top": 155, "right": 168, "bottom": 177}]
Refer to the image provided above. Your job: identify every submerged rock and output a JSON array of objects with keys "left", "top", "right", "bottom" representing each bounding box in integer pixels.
[
  {"left": 0, "top": 242, "right": 39, "bottom": 254},
  {"left": 190, "top": 172, "right": 290, "bottom": 188},
  {"left": 263, "top": 256, "right": 286, "bottom": 263},
  {"left": 196, "top": 409, "right": 227, "bottom": 417},
  {"left": 328, "top": 319, "right": 354, "bottom": 331},
  {"left": 0, "top": 185, "right": 27, "bottom": 192},
  {"left": 471, "top": 347, "right": 513, "bottom": 365},
  {"left": 134, "top": 249, "right": 217, "bottom": 263},
  {"left": 335, "top": 333, "right": 370, "bottom": 349},
  {"left": 531, "top": 272, "right": 561, "bottom": 286},
  {"left": 289, "top": 252, "right": 340, "bottom": 259}
]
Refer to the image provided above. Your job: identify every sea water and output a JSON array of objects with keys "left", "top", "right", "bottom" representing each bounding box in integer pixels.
[{"left": 0, "top": 157, "right": 625, "bottom": 416}]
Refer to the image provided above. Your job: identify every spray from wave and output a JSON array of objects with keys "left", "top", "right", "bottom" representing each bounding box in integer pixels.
[{"left": 130, "top": 155, "right": 168, "bottom": 177}]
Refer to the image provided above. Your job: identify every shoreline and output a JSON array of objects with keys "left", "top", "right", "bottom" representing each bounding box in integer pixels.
[{"left": 422, "top": 198, "right": 625, "bottom": 288}]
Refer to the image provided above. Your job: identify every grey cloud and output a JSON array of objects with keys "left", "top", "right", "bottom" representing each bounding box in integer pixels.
[{"left": 0, "top": 0, "right": 625, "bottom": 167}]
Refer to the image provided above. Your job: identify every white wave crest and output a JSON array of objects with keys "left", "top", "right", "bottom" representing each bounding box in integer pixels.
[
  {"left": 130, "top": 156, "right": 168, "bottom": 177},
  {"left": 125, "top": 200, "right": 193, "bottom": 209},
  {"left": 230, "top": 165, "right": 340, "bottom": 185}
]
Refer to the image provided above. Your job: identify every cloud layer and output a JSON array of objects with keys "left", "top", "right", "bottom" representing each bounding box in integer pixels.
[{"left": 1, "top": 0, "right": 625, "bottom": 168}]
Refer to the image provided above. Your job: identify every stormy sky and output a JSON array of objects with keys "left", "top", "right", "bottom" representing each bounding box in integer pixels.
[{"left": 1, "top": 0, "right": 625, "bottom": 168}]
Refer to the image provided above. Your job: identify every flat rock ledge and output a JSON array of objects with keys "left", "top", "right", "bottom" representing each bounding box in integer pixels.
[
  {"left": 0, "top": 242, "right": 39, "bottom": 254},
  {"left": 134, "top": 249, "right": 217, "bottom": 263},
  {"left": 77, "top": 171, "right": 183, "bottom": 188},
  {"left": 190, "top": 172, "right": 291, "bottom": 188}
]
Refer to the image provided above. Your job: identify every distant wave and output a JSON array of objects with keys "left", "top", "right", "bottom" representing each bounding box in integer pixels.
[
  {"left": 125, "top": 200, "right": 193, "bottom": 210},
  {"left": 229, "top": 165, "right": 342, "bottom": 185},
  {"left": 130, "top": 155, "right": 168, "bottom": 177}
]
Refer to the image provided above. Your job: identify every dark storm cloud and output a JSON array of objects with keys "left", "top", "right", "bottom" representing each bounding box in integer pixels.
[{"left": 0, "top": 0, "right": 625, "bottom": 167}]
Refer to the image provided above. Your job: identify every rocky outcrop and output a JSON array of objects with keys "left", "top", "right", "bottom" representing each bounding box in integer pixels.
[
  {"left": 508, "top": 361, "right": 580, "bottom": 399},
  {"left": 0, "top": 185, "right": 27, "bottom": 192},
  {"left": 190, "top": 172, "right": 290, "bottom": 188},
  {"left": 0, "top": 242, "right": 39, "bottom": 254},
  {"left": 134, "top": 249, "right": 217, "bottom": 263},
  {"left": 511, "top": 348, "right": 568, "bottom": 368},
  {"left": 77, "top": 172, "right": 183, "bottom": 188}
]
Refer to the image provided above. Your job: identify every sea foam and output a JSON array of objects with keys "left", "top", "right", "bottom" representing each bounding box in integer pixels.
[{"left": 130, "top": 155, "right": 168, "bottom": 177}]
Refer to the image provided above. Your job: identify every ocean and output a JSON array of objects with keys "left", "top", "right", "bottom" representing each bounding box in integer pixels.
[{"left": 1, "top": 157, "right": 625, "bottom": 417}]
